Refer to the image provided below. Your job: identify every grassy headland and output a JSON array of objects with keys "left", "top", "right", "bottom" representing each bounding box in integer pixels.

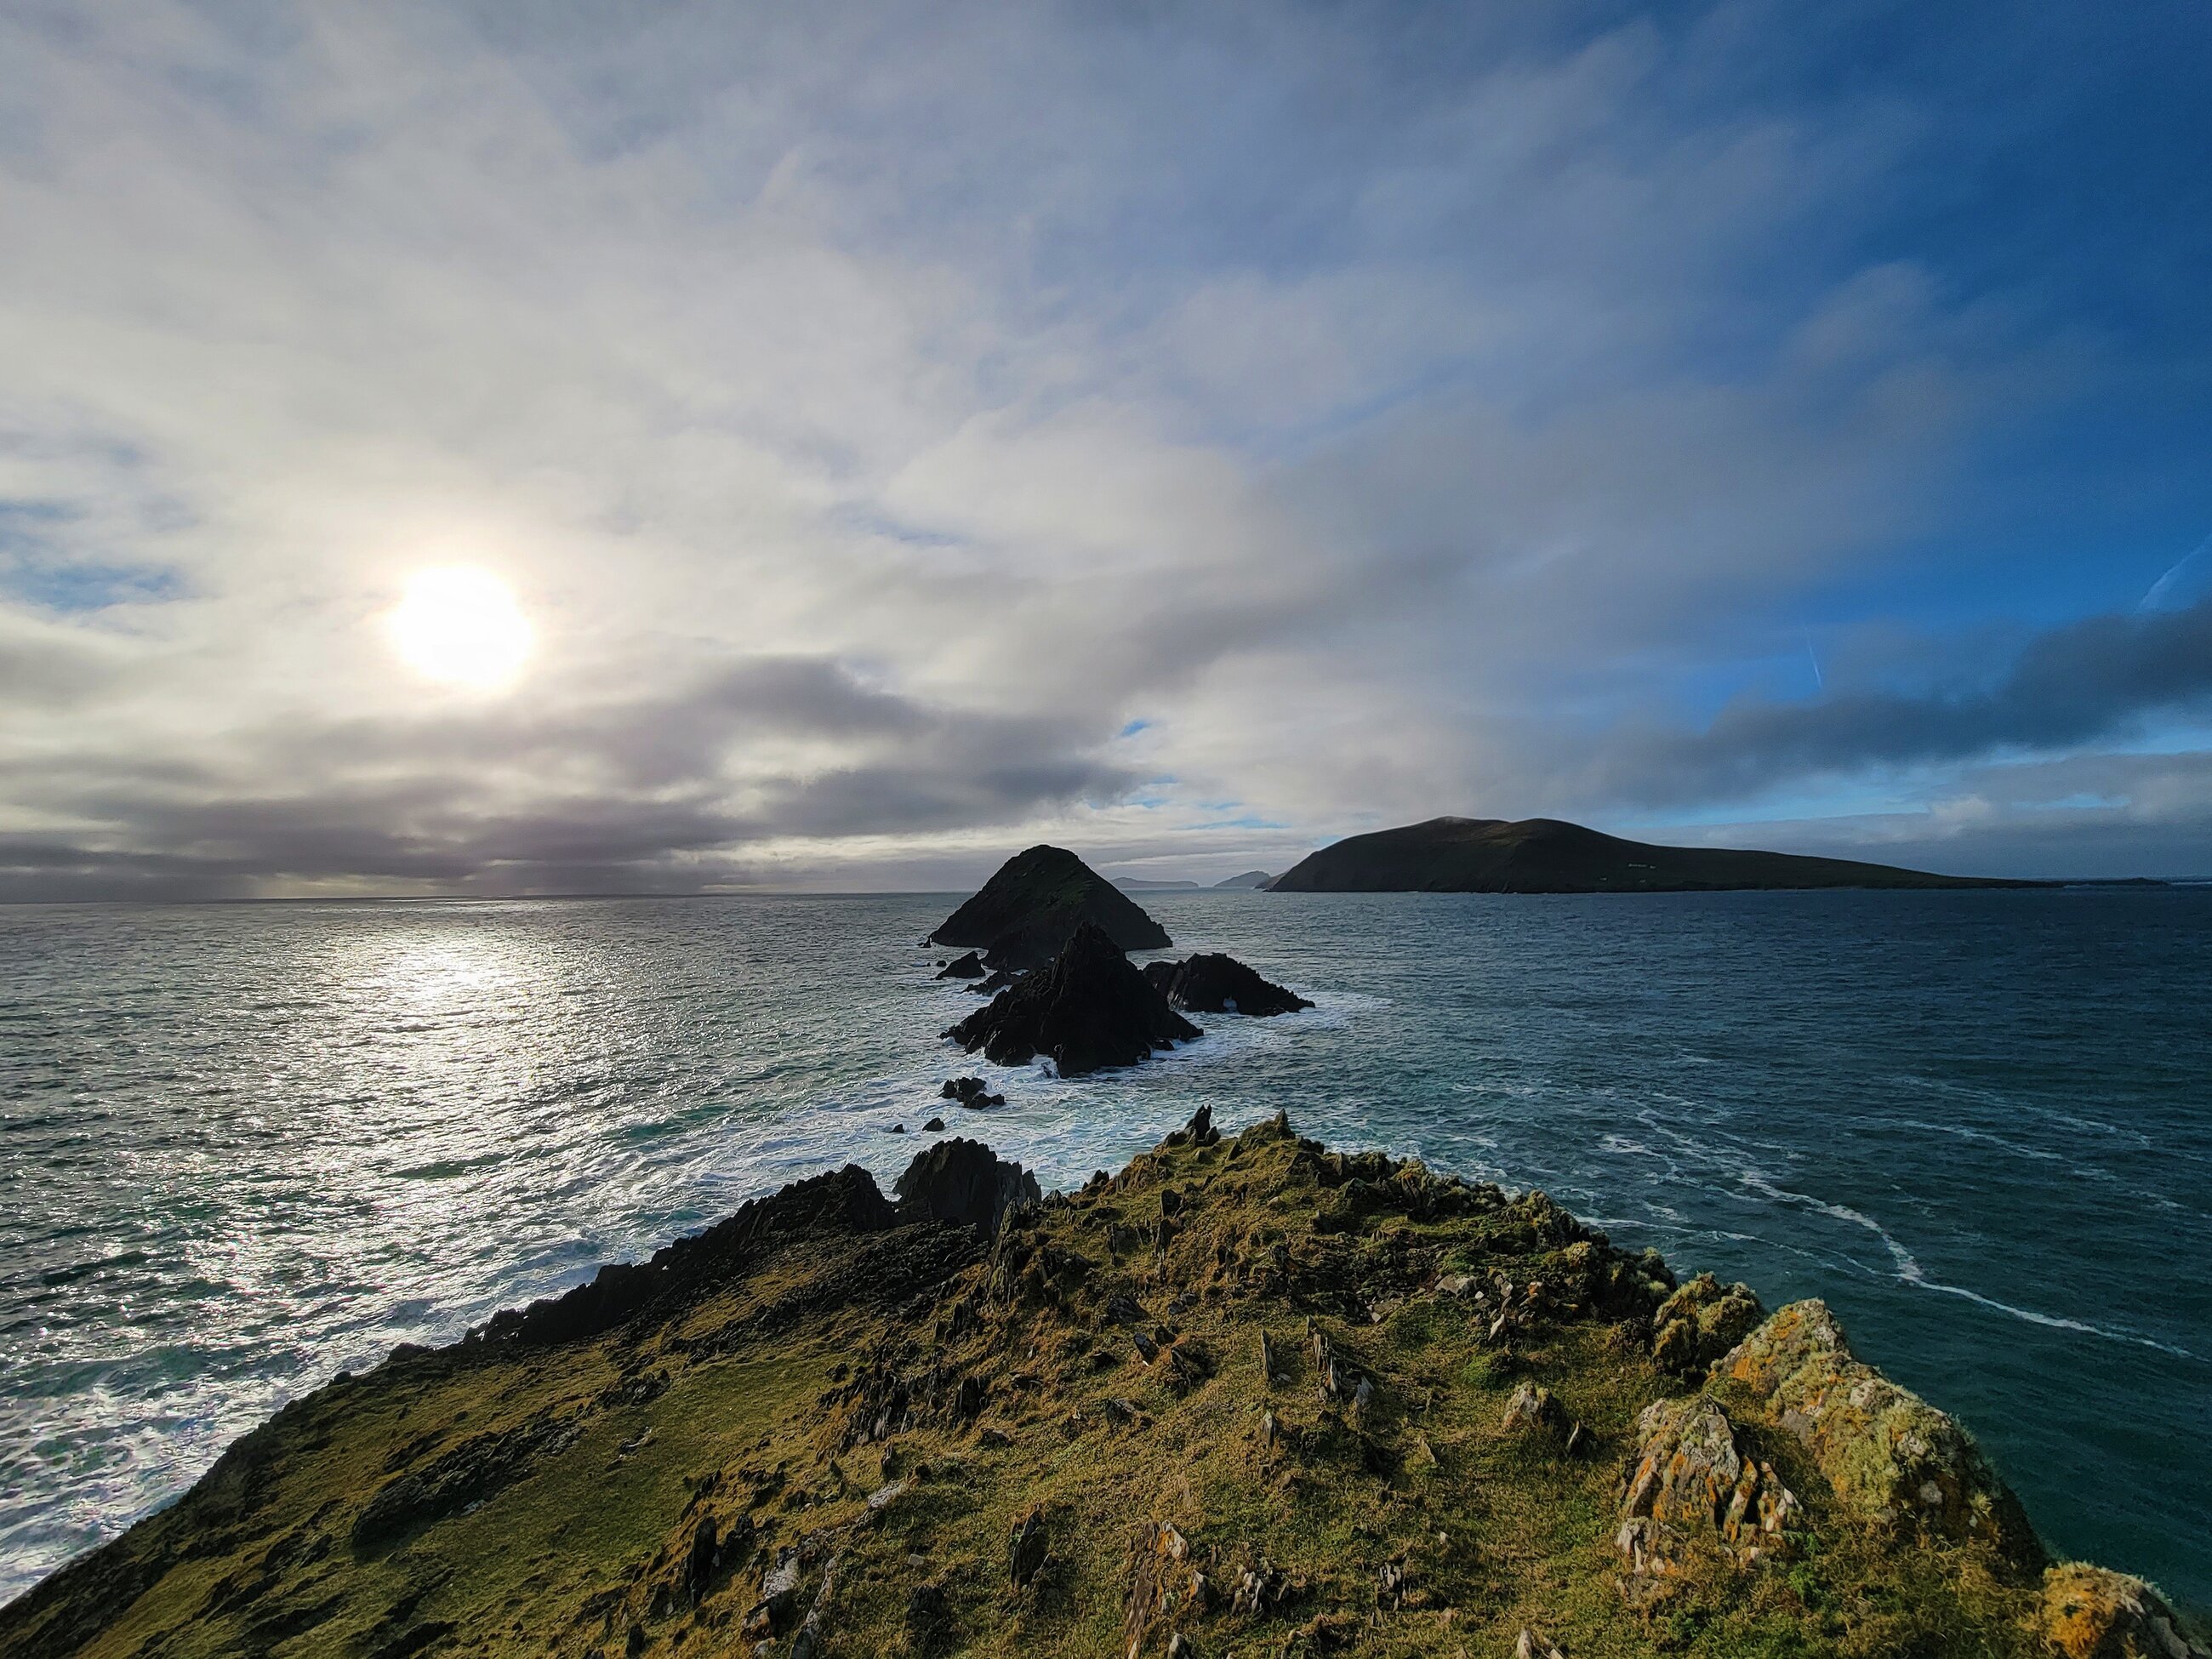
[{"left": 4, "top": 1111, "right": 2197, "bottom": 1659}]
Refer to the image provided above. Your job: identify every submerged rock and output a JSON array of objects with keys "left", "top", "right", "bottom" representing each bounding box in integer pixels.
[
  {"left": 944, "top": 922, "right": 1200, "bottom": 1076},
  {"left": 893, "top": 1138, "right": 1041, "bottom": 1237},
  {"left": 940, "top": 1076, "right": 1005, "bottom": 1109},
  {"left": 1142, "top": 953, "right": 1313, "bottom": 1016},
  {"left": 931, "top": 845, "right": 1172, "bottom": 970}
]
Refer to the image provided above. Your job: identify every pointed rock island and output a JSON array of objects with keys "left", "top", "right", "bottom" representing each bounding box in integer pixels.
[
  {"left": 8, "top": 1114, "right": 2199, "bottom": 1658},
  {"left": 931, "top": 844, "right": 1172, "bottom": 969},
  {"left": 944, "top": 921, "right": 1199, "bottom": 1075}
]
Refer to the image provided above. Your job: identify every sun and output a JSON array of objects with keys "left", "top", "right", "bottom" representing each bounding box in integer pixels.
[{"left": 385, "top": 567, "right": 533, "bottom": 691}]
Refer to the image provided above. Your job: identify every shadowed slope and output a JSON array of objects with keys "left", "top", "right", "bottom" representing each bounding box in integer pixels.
[{"left": 1268, "top": 817, "right": 2030, "bottom": 893}]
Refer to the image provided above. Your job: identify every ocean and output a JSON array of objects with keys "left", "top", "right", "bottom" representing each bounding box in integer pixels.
[{"left": 1, "top": 887, "right": 2206, "bottom": 1611}]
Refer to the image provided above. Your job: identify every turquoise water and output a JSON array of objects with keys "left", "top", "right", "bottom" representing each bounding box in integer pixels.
[{"left": 1, "top": 889, "right": 2206, "bottom": 1609}]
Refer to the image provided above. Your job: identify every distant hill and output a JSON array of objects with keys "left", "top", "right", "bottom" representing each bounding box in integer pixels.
[
  {"left": 1211, "top": 870, "right": 1274, "bottom": 889},
  {"left": 1267, "top": 816, "right": 2030, "bottom": 894},
  {"left": 932, "top": 846, "right": 1172, "bottom": 966}
]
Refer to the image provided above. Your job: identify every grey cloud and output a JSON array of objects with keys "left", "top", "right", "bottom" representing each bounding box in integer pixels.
[
  {"left": 0, "top": 654, "right": 1137, "bottom": 901},
  {"left": 1588, "top": 596, "right": 2212, "bottom": 807}
]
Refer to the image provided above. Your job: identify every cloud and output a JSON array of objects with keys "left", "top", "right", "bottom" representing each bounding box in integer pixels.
[
  {"left": 0, "top": 1, "right": 2206, "bottom": 894},
  {"left": 1587, "top": 596, "right": 2212, "bottom": 808}
]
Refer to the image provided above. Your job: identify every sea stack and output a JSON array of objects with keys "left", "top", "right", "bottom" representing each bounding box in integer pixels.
[
  {"left": 931, "top": 844, "right": 1172, "bottom": 969},
  {"left": 944, "top": 921, "right": 1198, "bottom": 1075}
]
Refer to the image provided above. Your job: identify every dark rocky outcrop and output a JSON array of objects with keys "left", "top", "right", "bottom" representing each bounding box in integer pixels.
[
  {"left": 935, "top": 952, "right": 986, "bottom": 980},
  {"left": 941, "top": 1076, "right": 1005, "bottom": 1109},
  {"left": 932, "top": 845, "right": 1172, "bottom": 969},
  {"left": 1267, "top": 815, "right": 2033, "bottom": 893},
  {"left": 1142, "top": 953, "right": 1312, "bottom": 1017},
  {"left": 892, "top": 1138, "right": 1040, "bottom": 1237},
  {"left": 944, "top": 922, "right": 1199, "bottom": 1076},
  {"left": 471, "top": 1166, "right": 900, "bottom": 1348}
]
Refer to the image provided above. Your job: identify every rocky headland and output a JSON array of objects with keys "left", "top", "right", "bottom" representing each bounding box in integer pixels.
[
  {"left": 6, "top": 1110, "right": 2200, "bottom": 1659},
  {"left": 1266, "top": 818, "right": 2033, "bottom": 894}
]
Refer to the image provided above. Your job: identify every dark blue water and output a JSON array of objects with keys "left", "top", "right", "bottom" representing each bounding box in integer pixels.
[{"left": 1, "top": 888, "right": 2205, "bottom": 1609}]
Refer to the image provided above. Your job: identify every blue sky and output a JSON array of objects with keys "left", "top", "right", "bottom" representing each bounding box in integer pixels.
[{"left": 0, "top": 1, "right": 2209, "bottom": 897}]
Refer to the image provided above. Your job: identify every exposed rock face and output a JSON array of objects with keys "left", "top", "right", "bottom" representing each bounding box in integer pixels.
[
  {"left": 931, "top": 845, "right": 1172, "bottom": 969},
  {"left": 935, "top": 952, "right": 986, "bottom": 979},
  {"left": 892, "top": 1138, "right": 1040, "bottom": 1237},
  {"left": 472, "top": 1166, "right": 900, "bottom": 1348},
  {"left": 1142, "top": 954, "right": 1313, "bottom": 1017},
  {"left": 1650, "top": 1271, "right": 1764, "bottom": 1377},
  {"left": 944, "top": 922, "right": 1200, "bottom": 1076},
  {"left": 2034, "top": 1564, "right": 2210, "bottom": 1659},
  {"left": 1715, "top": 1300, "right": 2041, "bottom": 1562},
  {"left": 1616, "top": 1395, "right": 1798, "bottom": 1599}
]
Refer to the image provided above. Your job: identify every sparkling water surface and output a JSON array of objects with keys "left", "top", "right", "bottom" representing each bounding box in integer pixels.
[{"left": 2, "top": 888, "right": 2207, "bottom": 1609}]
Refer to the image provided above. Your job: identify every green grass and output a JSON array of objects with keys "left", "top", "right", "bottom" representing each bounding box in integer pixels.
[{"left": 1, "top": 1115, "right": 2124, "bottom": 1658}]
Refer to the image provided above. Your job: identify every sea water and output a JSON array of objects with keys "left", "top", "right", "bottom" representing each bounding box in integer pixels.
[{"left": 2, "top": 888, "right": 2206, "bottom": 1608}]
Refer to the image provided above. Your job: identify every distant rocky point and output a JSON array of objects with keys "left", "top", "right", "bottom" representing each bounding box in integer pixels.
[
  {"left": 932, "top": 845, "right": 1171, "bottom": 968},
  {"left": 1268, "top": 816, "right": 2031, "bottom": 894},
  {"left": 1212, "top": 869, "right": 1274, "bottom": 889}
]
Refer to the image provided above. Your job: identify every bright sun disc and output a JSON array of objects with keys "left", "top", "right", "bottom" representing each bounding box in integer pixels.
[{"left": 386, "top": 567, "right": 533, "bottom": 690}]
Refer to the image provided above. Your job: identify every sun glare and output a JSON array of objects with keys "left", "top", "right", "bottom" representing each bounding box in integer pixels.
[{"left": 386, "top": 567, "right": 533, "bottom": 691}]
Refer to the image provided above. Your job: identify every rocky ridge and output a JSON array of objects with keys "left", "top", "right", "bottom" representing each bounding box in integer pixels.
[{"left": 7, "top": 1111, "right": 2198, "bottom": 1659}]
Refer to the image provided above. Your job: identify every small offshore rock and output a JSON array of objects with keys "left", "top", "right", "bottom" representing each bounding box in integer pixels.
[
  {"left": 1142, "top": 952, "right": 1314, "bottom": 1016},
  {"left": 935, "top": 951, "right": 986, "bottom": 979},
  {"left": 940, "top": 1076, "right": 1006, "bottom": 1109},
  {"left": 923, "top": 1117, "right": 945, "bottom": 1132}
]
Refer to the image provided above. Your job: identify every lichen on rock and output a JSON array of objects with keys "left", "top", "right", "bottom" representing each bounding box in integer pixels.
[{"left": 1715, "top": 1298, "right": 2042, "bottom": 1562}]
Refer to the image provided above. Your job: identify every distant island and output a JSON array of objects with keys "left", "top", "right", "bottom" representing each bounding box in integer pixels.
[{"left": 1267, "top": 816, "right": 2031, "bottom": 894}]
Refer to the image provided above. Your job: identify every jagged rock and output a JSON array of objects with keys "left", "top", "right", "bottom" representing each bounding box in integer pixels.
[
  {"left": 1008, "top": 1509, "right": 1048, "bottom": 1588},
  {"left": 944, "top": 922, "right": 1200, "bottom": 1076},
  {"left": 932, "top": 845, "right": 1172, "bottom": 970},
  {"left": 1650, "top": 1272, "right": 1764, "bottom": 1377},
  {"left": 1715, "top": 1300, "right": 2040, "bottom": 1561},
  {"left": 940, "top": 1076, "right": 1005, "bottom": 1109},
  {"left": 472, "top": 1166, "right": 898, "bottom": 1348},
  {"left": 892, "top": 1139, "right": 1041, "bottom": 1237},
  {"left": 935, "top": 952, "right": 986, "bottom": 979},
  {"left": 2033, "top": 1564, "right": 2210, "bottom": 1659},
  {"left": 1142, "top": 953, "right": 1313, "bottom": 1016},
  {"left": 1158, "top": 1105, "right": 1219, "bottom": 1149},
  {"left": 1123, "top": 1521, "right": 1195, "bottom": 1656},
  {"left": 351, "top": 1415, "right": 582, "bottom": 1548},
  {"left": 923, "top": 1117, "right": 945, "bottom": 1132},
  {"left": 1615, "top": 1395, "right": 1798, "bottom": 1598},
  {"left": 746, "top": 1547, "right": 804, "bottom": 1637},
  {"left": 1501, "top": 1380, "right": 1565, "bottom": 1437}
]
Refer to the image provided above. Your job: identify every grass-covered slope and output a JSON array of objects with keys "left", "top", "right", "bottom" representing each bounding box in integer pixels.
[
  {"left": 1267, "top": 818, "right": 2027, "bottom": 894},
  {"left": 5, "top": 1115, "right": 2199, "bottom": 1659}
]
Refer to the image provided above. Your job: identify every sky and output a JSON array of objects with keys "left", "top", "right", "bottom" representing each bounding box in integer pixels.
[{"left": 3, "top": 0, "right": 2210, "bottom": 900}]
